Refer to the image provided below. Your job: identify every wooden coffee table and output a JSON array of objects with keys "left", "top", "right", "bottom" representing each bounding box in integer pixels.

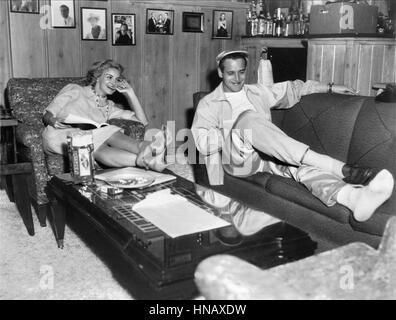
[{"left": 46, "top": 171, "right": 317, "bottom": 299}]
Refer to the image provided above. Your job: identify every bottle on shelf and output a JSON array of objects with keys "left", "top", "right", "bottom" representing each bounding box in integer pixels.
[
  {"left": 272, "top": 12, "right": 277, "bottom": 37},
  {"left": 245, "top": 1, "right": 257, "bottom": 36},
  {"left": 258, "top": 9, "right": 266, "bottom": 35},
  {"left": 266, "top": 11, "right": 273, "bottom": 36},
  {"left": 284, "top": 14, "right": 292, "bottom": 37},
  {"left": 251, "top": 6, "right": 258, "bottom": 36},
  {"left": 281, "top": 13, "right": 286, "bottom": 36},
  {"left": 299, "top": 12, "right": 305, "bottom": 36},
  {"left": 246, "top": 9, "right": 252, "bottom": 36},
  {"left": 294, "top": 13, "right": 300, "bottom": 36},
  {"left": 275, "top": 8, "right": 283, "bottom": 37},
  {"left": 304, "top": 14, "right": 310, "bottom": 35}
]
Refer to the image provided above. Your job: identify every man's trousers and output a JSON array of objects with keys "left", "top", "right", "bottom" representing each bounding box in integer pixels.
[{"left": 222, "top": 110, "right": 347, "bottom": 206}]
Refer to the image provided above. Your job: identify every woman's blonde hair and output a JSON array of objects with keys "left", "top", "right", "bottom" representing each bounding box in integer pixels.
[{"left": 86, "top": 59, "right": 124, "bottom": 87}]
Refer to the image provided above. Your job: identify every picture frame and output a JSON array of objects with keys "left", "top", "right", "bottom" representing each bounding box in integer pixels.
[
  {"left": 50, "top": 0, "right": 76, "bottom": 28},
  {"left": 10, "top": 0, "right": 39, "bottom": 14},
  {"left": 112, "top": 13, "right": 136, "bottom": 46},
  {"left": 212, "top": 10, "right": 233, "bottom": 39},
  {"left": 146, "top": 8, "right": 174, "bottom": 35},
  {"left": 182, "top": 12, "right": 204, "bottom": 33},
  {"left": 81, "top": 7, "right": 107, "bottom": 41}
]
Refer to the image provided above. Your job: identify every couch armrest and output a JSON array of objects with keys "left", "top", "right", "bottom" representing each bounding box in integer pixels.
[
  {"left": 15, "top": 123, "right": 50, "bottom": 205},
  {"left": 15, "top": 123, "right": 43, "bottom": 148},
  {"left": 108, "top": 118, "right": 145, "bottom": 140}
]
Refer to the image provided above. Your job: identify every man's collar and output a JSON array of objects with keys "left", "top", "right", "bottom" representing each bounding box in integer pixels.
[{"left": 211, "top": 83, "right": 227, "bottom": 101}]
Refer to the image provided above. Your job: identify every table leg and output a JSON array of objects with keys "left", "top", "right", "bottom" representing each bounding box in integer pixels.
[
  {"left": 12, "top": 173, "right": 34, "bottom": 236},
  {"left": 48, "top": 197, "right": 66, "bottom": 249},
  {"left": 5, "top": 176, "right": 15, "bottom": 203}
]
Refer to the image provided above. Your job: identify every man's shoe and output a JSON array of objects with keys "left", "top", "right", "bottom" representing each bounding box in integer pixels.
[{"left": 342, "top": 164, "right": 376, "bottom": 185}]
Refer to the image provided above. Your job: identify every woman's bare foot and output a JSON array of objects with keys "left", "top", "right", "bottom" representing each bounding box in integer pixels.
[
  {"left": 136, "top": 129, "right": 169, "bottom": 172},
  {"left": 142, "top": 147, "right": 169, "bottom": 172},
  {"left": 337, "top": 169, "right": 394, "bottom": 222}
]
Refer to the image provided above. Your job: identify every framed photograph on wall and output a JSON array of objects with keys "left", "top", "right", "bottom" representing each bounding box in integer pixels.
[
  {"left": 50, "top": 0, "right": 75, "bottom": 28},
  {"left": 81, "top": 7, "right": 107, "bottom": 41},
  {"left": 10, "top": 0, "right": 39, "bottom": 13},
  {"left": 182, "top": 12, "right": 204, "bottom": 33},
  {"left": 146, "top": 8, "right": 174, "bottom": 35},
  {"left": 212, "top": 10, "right": 233, "bottom": 39},
  {"left": 112, "top": 13, "right": 136, "bottom": 46}
]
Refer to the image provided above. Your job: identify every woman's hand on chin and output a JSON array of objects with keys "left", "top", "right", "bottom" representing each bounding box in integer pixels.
[{"left": 116, "top": 78, "right": 134, "bottom": 94}]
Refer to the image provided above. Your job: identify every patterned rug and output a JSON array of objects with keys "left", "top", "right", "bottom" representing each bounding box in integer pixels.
[{"left": 0, "top": 164, "right": 194, "bottom": 300}]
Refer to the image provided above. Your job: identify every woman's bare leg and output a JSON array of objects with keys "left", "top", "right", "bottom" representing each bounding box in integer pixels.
[
  {"left": 97, "top": 129, "right": 168, "bottom": 171},
  {"left": 95, "top": 142, "right": 167, "bottom": 172},
  {"left": 94, "top": 144, "right": 137, "bottom": 167},
  {"left": 105, "top": 131, "right": 142, "bottom": 154},
  {"left": 105, "top": 129, "right": 167, "bottom": 156}
]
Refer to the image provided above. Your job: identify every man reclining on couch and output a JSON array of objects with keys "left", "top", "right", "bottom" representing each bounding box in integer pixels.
[{"left": 191, "top": 49, "right": 394, "bottom": 223}]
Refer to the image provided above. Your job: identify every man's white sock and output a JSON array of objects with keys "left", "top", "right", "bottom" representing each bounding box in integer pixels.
[{"left": 336, "top": 169, "right": 394, "bottom": 222}]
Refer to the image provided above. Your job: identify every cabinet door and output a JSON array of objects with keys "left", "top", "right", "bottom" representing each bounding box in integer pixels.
[{"left": 307, "top": 39, "right": 396, "bottom": 96}]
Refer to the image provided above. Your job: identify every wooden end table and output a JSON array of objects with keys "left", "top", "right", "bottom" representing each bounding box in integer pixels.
[{"left": 0, "top": 113, "right": 34, "bottom": 235}]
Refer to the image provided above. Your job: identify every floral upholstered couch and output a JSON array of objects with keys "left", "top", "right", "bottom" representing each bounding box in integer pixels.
[{"left": 7, "top": 77, "right": 145, "bottom": 226}]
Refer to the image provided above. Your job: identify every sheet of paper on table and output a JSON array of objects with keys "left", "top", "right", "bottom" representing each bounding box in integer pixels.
[
  {"left": 95, "top": 167, "right": 176, "bottom": 187},
  {"left": 133, "top": 188, "right": 231, "bottom": 238}
]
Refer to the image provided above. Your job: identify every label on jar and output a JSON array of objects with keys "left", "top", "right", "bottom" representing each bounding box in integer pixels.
[{"left": 78, "top": 147, "right": 91, "bottom": 177}]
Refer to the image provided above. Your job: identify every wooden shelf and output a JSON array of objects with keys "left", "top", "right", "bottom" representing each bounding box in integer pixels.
[{"left": 242, "top": 36, "right": 307, "bottom": 48}]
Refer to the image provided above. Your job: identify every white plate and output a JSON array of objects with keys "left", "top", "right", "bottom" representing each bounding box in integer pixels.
[{"left": 105, "top": 173, "right": 155, "bottom": 189}]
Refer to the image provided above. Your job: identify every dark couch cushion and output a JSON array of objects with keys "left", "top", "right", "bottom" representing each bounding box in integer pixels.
[
  {"left": 349, "top": 210, "right": 390, "bottom": 237},
  {"left": 272, "top": 93, "right": 367, "bottom": 163},
  {"left": 347, "top": 99, "right": 396, "bottom": 214},
  {"left": 344, "top": 99, "right": 396, "bottom": 235},
  {"left": 207, "top": 171, "right": 272, "bottom": 209},
  {"left": 265, "top": 175, "right": 350, "bottom": 224}
]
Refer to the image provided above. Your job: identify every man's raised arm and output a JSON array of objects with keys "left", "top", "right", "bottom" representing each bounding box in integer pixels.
[{"left": 265, "top": 80, "right": 356, "bottom": 110}]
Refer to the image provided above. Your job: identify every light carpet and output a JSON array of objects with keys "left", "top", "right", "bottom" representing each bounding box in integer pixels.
[{"left": 0, "top": 163, "right": 194, "bottom": 300}]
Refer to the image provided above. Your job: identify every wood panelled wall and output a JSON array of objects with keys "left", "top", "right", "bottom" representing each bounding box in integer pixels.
[
  {"left": 1, "top": 0, "right": 248, "bottom": 131},
  {"left": 307, "top": 38, "right": 396, "bottom": 97}
]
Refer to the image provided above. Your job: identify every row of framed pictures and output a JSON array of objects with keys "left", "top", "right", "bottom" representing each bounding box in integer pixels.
[{"left": 10, "top": 0, "right": 234, "bottom": 46}]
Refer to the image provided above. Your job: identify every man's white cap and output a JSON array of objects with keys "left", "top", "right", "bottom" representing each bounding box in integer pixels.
[{"left": 215, "top": 49, "right": 249, "bottom": 66}]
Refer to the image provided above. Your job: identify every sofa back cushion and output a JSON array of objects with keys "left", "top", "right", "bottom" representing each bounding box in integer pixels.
[
  {"left": 347, "top": 98, "right": 396, "bottom": 215},
  {"left": 272, "top": 93, "right": 369, "bottom": 163},
  {"left": 7, "top": 77, "right": 87, "bottom": 126},
  {"left": 274, "top": 93, "right": 395, "bottom": 220}
]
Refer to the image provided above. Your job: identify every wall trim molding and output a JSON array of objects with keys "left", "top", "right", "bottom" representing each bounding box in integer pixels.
[{"left": 128, "top": 0, "right": 248, "bottom": 9}]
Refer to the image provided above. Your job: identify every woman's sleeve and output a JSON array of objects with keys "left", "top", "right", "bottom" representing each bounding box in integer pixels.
[{"left": 44, "top": 84, "right": 82, "bottom": 117}]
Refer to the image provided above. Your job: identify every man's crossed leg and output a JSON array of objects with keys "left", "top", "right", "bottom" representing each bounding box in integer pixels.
[{"left": 221, "top": 110, "right": 394, "bottom": 222}]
